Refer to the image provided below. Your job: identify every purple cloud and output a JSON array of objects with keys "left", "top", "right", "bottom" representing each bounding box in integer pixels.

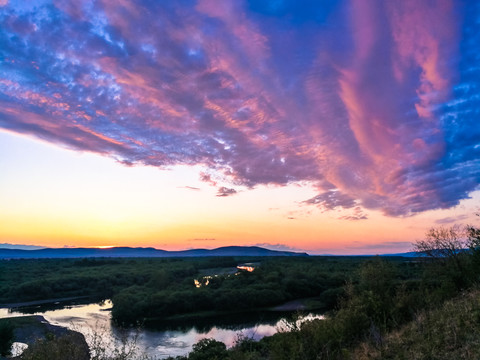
[
  {"left": 338, "top": 207, "right": 368, "bottom": 221},
  {"left": 435, "top": 214, "right": 469, "bottom": 225},
  {"left": 254, "top": 243, "right": 304, "bottom": 253},
  {"left": 0, "top": 0, "right": 479, "bottom": 216},
  {"left": 303, "top": 191, "right": 356, "bottom": 211},
  {"left": 347, "top": 241, "right": 412, "bottom": 252},
  {"left": 216, "top": 187, "right": 237, "bottom": 197},
  {"left": 0, "top": 243, "right": 45, "bottom": 250},
  {"left": 179, "top": 186, "right": 201, "bottom": 191}
]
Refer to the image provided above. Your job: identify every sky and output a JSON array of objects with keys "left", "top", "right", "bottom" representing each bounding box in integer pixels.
[{"left": 0, "top": 0, "right": 479, "bottom": 255}]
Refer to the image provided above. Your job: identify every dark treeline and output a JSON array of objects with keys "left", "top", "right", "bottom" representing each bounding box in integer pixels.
[{"left": 0, "top": 256, "right": 236, "bottom": 304}]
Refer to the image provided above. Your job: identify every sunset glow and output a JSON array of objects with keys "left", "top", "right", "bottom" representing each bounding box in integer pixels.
[{"left": 0, "top": 0, "right": 479, "bottom": 254}]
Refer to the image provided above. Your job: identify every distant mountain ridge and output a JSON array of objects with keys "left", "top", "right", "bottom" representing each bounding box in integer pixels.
[{"left": 0, "top": 245, "right": 309, "bottom": 259}]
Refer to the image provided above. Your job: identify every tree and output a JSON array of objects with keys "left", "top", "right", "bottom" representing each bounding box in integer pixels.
[
  {"left": 414, "top": 225, "right": 466, "bottom": 259},
  {"left": 189, "top": 338, "right": 227, "bottom": 360},
  {"left": 413, "top": 224, "right": 480, "bottom": 289},
  {"left": 467, "top": 223, "right": 480, "bottom": 251},
  {"left": 413, "top": 225, "right": 468, "bottom": 273},
  {"left": 0, "top": 320, "right": 14, "bottom": 357},
  {"left": 466, "top": 221, "right": 480, "bottom": 277}
]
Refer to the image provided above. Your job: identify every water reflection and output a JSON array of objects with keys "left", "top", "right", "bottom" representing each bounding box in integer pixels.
[
  {"left": 145, "top": 309, "right": 299, "bottom": 332},
  {"left": 11, "top": 342, "right": 28, "bottom": 357},
  {"left": 0, "top": 301, "right": 323, "bottom": 359}
]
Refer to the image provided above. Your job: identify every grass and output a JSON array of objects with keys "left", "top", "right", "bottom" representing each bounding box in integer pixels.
[{"left": 353, "top": 288, "right": 480, "bottom": 359}]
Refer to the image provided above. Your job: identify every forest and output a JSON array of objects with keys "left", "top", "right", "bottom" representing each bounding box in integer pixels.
[{"left": 0, "top": 255, "right": 413, "bottom": 325}]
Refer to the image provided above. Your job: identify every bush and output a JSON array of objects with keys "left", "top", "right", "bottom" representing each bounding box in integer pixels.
[
  {"left": 19, "top": 333, "right": 89, "bottom": 360},
  {"left": 0, "top": 320, "right": 14, "bottom": 356},
  {"left": 189, "top": 338, "right": 227, "bottom": 360}
]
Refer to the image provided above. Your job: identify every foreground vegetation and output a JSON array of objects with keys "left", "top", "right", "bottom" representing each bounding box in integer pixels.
[{"left": 353, "top": 288, "right": 480, "bottom": 359}]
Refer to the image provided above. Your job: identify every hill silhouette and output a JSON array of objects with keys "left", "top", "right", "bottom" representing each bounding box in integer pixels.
[{"left": 0, "top": 245, "right": 309, "bottom": 259}]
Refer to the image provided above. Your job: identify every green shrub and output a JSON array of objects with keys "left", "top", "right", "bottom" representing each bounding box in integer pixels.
[
  {"left": 189, "top": 338, "right": 227, "bottom": 360},
  {"left": 0, "top": 320, "right": 14, "bottom": 356}
]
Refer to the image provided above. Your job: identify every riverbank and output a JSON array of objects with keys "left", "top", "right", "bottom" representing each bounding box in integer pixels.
[{"left": 0, "top": 296, "right": 91, "bottom": 309}]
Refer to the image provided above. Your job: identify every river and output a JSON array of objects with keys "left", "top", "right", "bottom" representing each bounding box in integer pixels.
[{"left": 0, "top": 300, "right": 323, "bottom": 359}]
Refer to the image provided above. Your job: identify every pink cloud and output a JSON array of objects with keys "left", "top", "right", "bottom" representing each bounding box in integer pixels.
[
  {"left": 388, "top": 0, "right": 456, "bottom": 119},
  {"left": 0, "top": 0, "right": 476, "bottom": 217}
]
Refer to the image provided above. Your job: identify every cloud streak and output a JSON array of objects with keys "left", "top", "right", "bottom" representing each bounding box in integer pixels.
[
  {"left": 216, "top": 187, "right": 237, "bottom": 197},
  {"left": 0, "top": 0, "right": 478, "bottom": 216}
]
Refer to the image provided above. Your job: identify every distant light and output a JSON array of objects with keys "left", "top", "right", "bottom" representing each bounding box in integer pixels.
[{"left": 194, "top": 275, "right": 212, "bottom": 288}]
